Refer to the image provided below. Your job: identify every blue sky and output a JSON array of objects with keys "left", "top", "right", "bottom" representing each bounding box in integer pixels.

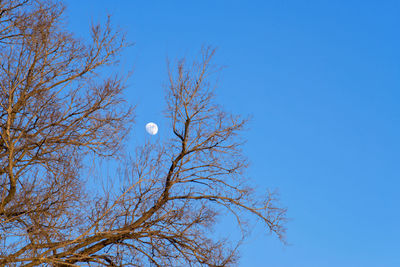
[{"left": 67, "top": 1, "right": 400, "bottom": 266}]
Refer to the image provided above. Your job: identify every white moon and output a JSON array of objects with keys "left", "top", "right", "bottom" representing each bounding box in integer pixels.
[{"left": 145, "top": 122, "right": 158, "bottom": 135}]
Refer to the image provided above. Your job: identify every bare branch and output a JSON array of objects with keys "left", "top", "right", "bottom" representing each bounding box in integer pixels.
[{"left": 0, "top": 1, "right": 286, "bottom": 265}]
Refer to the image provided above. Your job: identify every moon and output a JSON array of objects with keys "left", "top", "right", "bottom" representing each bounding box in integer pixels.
[{"left": 145, "top": 122, "right": 158, "bottom": 135}]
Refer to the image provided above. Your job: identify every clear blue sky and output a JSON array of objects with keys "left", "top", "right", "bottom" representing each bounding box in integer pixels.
[{"left": 67, "top": 1, "right": 400, "bottom": 266}]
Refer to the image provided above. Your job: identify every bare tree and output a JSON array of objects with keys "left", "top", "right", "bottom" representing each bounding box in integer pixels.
[{"left": 0, "top": 1, "right": 286, "bottom": 266}]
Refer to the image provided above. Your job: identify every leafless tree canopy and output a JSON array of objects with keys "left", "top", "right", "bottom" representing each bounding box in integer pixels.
[{"left": 0, "top": 1, "right": 286, "bottom": 266}]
